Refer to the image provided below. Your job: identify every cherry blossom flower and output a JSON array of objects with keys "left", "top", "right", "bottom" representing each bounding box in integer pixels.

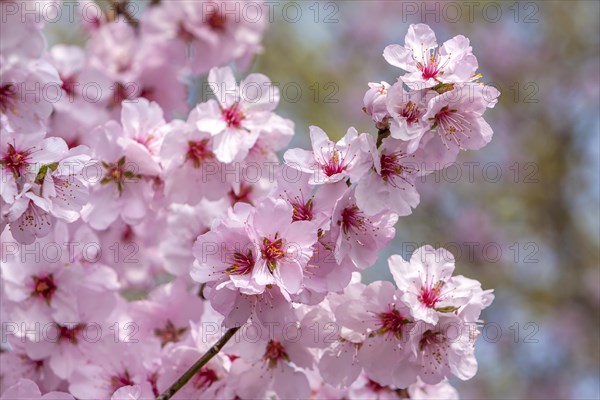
[
  {"left": 129, "top": 279, "right": 204, "bottom": 347},
  {"left": 68, "top": 340, "right": 161, "bottom": 399},
  {"left": 330, "top": 188, "right": 398, "bottom": 270},
  {"left": 0, "top": 57, "right": 61, "bottom": 134},
  {"left": 363, "top": 81, "right": 391, "bottom": 127},
  {"left": 334, "top": 281, "right": 420, "bottom": 388},
  {"left": 355, "top": 137, "right": 432, "bottom": 216},
  {"left": 388, "top": 245, "right": 493, "bottom": 324},
  {"left": 385, "top": 83, "right": 432, "bottom": 152},
  {"left": 383, "top": 23, "right": 479, "bottom": 89},
  {"left": 284, "top": 126, "right": 373, "bottom": 185},
  {"left": 0, "top": 379, "right": 74, "bottom": 400},
  {"left": 141, "top": 0, "right": 266, "bottom": 75},
  {"left": 193, "top": 66, "right": 281, "bottom": 163},
  {"left": 160, "top": 199, "right": 229, "bottom": 276},
  {"left": 81, "top": 120, "right": 157, "bottom": 230},
  {"left": 421, "top": 83, "right": 500, "bottom": 154}
]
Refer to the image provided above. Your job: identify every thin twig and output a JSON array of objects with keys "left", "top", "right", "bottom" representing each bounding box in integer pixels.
[{"left": 156, "top": 327, "right": 240, "bottom": 400}]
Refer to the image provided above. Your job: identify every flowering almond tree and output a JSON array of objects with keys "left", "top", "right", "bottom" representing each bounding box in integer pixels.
[{"left": 0, "top": 2, "right": 498, "bottom": 399}]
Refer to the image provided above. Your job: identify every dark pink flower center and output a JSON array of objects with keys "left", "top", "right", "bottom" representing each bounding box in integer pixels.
[
  {"left": 110, "top": 370, "right": 134, "bottom": 393},
  {"left": 58, "top": 324, "right": 86, "bottom": 344},
  {"left": 320, "top": 149, "right": 347, "bottom": 177},
  {"left": 2, "top": 143, "right": 33, "bottom": 177},
  {"left": 222, "top": 102, "right": 244, "bottom": 128},
  {"left": 263, "top": 340, "right": 289, "bottom": 368},
  {"left": 228, "top": 183, "right": 253, "bottom": 205},
  {"left": 417, "top": 49, "right": 445, "bottom": 80},
  {"left": 154, "top": 320, "right": 187, "bottom": 347},
  {"left": 291, "top": 198, "right": 314, "bottom": 222},
  {"left": 433, "top": 105, "right": 472, "bottom": 149},
  {"left": 418, "top": 281, "right": 444, "bottom": 308},
  {"left": 186, "top": 139, "right": 214, "bottom": 168},
  {"left": 193, "top": 367, "right": 219, "bottom": 390},
  {"left": 31, "top": 274, "right": 57, "bottom": 304},
  {"left": 399, "top": 101, "right": 421, "bottom": 124},
  {"left": 207, "top": 11, "right": 227, "bottom": 32},
  {"left": 377, "top": 308, "right": 410, "bottom": 337},
  {"left": 261, "top": 236, "right": 285, "bottom": 272},
  {"left": 226, "top": 249, "right": 255, "bottom": 276},
  {"left": 60, "top": 75, "right": 78, "bottom": 97},
  {"left": 340, "top": 205, "right": 368, "bottom": 235},
  {"left": 380, "top": 151, "right": 418, "bottom": 187}
]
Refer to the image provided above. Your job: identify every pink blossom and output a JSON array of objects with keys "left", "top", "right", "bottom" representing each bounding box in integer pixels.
[
  {"left": 284, "top": 126, "right": 373, "bottom": 185},
  {"left": 0, "top": 57, "right": 62, "bottom": 134},
  {"left": 383, "top": 23, "right": 479, "bottom": 89},
  {"left": 160, "top": 199, "right": 229, "bottom": 276},
  {"left": 81, "top": 120, "right": 157, "bottom": 230},
  {"left": 389, "top": 245, "right": 493, "bottom": 324},
  {"left": 129, "top": 279, "right": 204, "bottom": 347},
  {"left": 422, "top": 83, "right": 500, "bottom": 153},
  {"left": 141, "top": 0, "right": 266, "bottom": 75},
  {"left": 330, "top": 188, "right": 398, "bottom": 270},
  {"left": 334, "top": 281, "right": 420, "bottom": 388},
  {"left": 0, "top": 379, "right": 73, "bottom": 400},
  {"left": 355, "top": 136, "right": 428, "bottom": 216},
  {"left": 363, "top": 81, "right": 391, "bottom": 126},
  {"left": 193, "top": 66, "right": 281, "bottom": 163},
  {"left": 385, "top": 83, "right": 432, "bottom": 151}
]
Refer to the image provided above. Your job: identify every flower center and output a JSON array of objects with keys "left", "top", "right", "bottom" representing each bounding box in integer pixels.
[
  {"left": 2, "top": 143, "right": 33, "bottom": 177},
  {"left": 261, "top": 236, "right": 285, "bottom": 273},
  {"left": 154, "top": 320, "right": 187, "bottom": 347},
  {"left": 432, "top": 105, "right": 472, "bottom": 149},
  {"left": 416, "top": 48, "right": 445, "bottom": 80},
  {"left": 110, "top": 370, "right": 134, "bottom": 393},
  {"left": 58, "top": 324, "right": 86, "bottom": 344},
  {"left": 228, "top": 183, "right": 253, "bottom": 205},
  {"left": 61, "top": 75, "right": 78, "bottom": 97},
  {"left": 418, "top": 281, "right": 444, "bottom": 308},
  {"left": 377, "top": 308, "right": 410, "bottom": 338},
  {"left": 380, "top": 151, "right": 418, "bottom": 187},
  {"left": 0, "top": 84, "right": 17, "bottom": 114},
  {"left": 291, "top": 198, "right": 314, "bottom": 222},
  {"left": 186, "top": 139, "right": 214, "bottom": 168},
  {"left": 101, "top": 156, "right": 140, "bottom": 193},
  {"left": 339, "top": 205, "right": 369, "bottom": 235},
  {"left": 263, "top": 340, "right": 289, "bottom": 368},
  {"left": 207, "top": 11, "right": 227, "bottom": 32},
  {"left": 399, "top": 101, "right": 421, "bottom": 125},
  {"left": 320, "top": 149, "right": 348, "bottom": 177},
  {"left": 222, "top": 102, "right": 244, "bottom": 128},
  {"left": 419, "top": 329, "right": 445, "bottom": 351},
  {"left": 31, "top": 274, "right": 57, "bottom": 304},
  {"left": 226, "top": 249, "right": 255, "bottom": 276},
  {"left": 193, "top": 367, "right": 219, "bottom": 390}
]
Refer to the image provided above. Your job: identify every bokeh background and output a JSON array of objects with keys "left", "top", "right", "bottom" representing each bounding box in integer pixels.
[{"left": 46, "top": 1, "right": 600, "bottom": 398}]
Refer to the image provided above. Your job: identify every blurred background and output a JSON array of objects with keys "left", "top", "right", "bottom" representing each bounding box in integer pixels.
[{"left": 46, "top": 1, "right": 600, "bottom": 398}]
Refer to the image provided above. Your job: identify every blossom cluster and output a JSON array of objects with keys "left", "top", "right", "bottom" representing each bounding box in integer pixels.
[{"left": 1, "top": 1, "right": 498, "bottom": 398}]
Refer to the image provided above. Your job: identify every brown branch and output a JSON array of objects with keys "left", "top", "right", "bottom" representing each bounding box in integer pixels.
[{"left": 156, "top": 327, "right": 240, "bottom": 400}]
